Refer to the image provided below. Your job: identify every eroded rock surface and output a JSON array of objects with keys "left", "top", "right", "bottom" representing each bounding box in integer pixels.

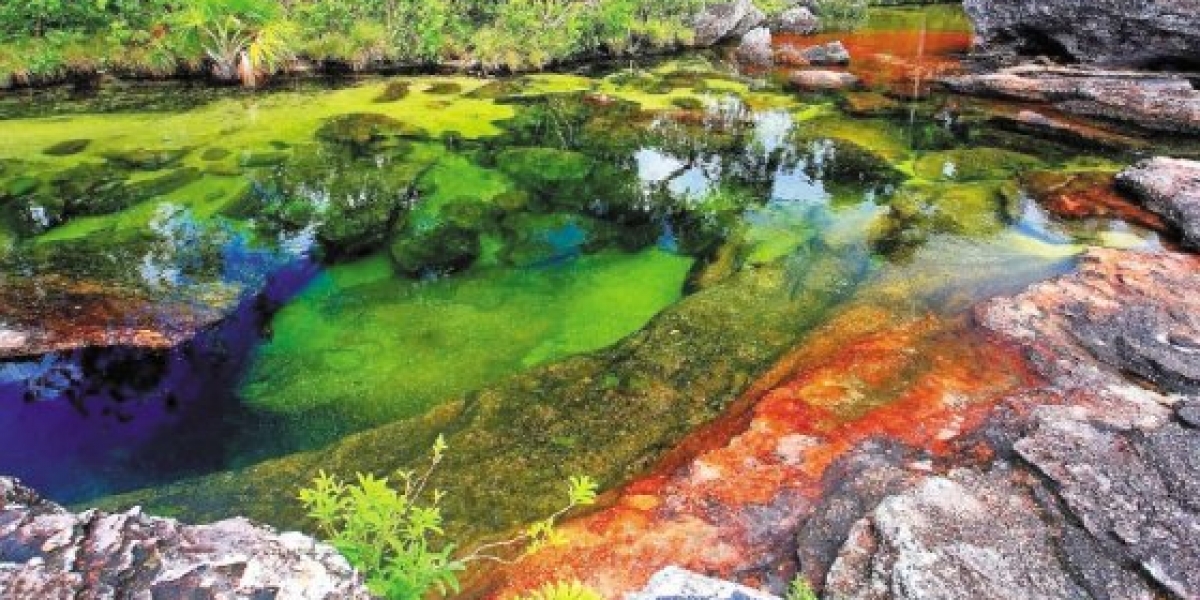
[
  {"left": 0, "top": 477, "right": 371, "bottom": 599},
  {"left": 962, "top": 0, "right": 1200, "bottom": 69},
  {"left": 941, "top": 67, "right": 1200, "bottom": 134},
  {"left": 1118, "top": 157, "right": 1200, "bottom": 250}
]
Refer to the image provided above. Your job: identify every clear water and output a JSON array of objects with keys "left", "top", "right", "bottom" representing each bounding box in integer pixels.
[{"left": 0, "top": 7, "right": 1179, "bottom": 531}]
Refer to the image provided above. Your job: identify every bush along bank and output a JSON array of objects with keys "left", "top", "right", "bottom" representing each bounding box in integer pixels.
[{"left": 0, "top": 0, "right": 892, "bottom": 89}]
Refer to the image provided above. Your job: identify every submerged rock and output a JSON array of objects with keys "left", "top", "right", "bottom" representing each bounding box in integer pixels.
[
  {"left": 777, "top": 41, "right": 850, "bottom": 67},
  {"left": 0, "top": 477, "right": 371, "bottom": 599},
  {"left": 1117, "top": 157, "right": 1200, "bottom": 250},
  {"left": 963, "top": 0, "right": 1200, "bottom": 69}
]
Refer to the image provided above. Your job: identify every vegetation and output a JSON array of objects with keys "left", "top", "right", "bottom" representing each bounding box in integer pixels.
[
  {"left": 298, "top": 435, "right": 599, "bottom": 599},
  {"left": 0, "top": 0, "right": 710, "bottom": 85},
  {"left": 786, "top": 576, "right": 820, "bottom": 600}
]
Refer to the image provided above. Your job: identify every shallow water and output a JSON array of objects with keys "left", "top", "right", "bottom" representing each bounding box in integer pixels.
[{"left": 0, "top": 7, "right": 1179, "bottom": 521}]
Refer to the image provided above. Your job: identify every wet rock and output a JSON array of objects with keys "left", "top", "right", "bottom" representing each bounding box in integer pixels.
[
  {"left": 780, "top": 41, "right": 850, "bottom": 67},
  {"left": 942, "top": 67, "right": 1200, "bottom": 135},
  {"left": 825, "top": 469, "right": 1089, "bottom": 600},
  {"left": 737, "top": 27, "right": 775, "bottom": 67},
  {"left": 773, "top": 7, "right": 819, "bottom": 36},
  {"left": 1070, "top": 303, "right": 1200, "bottom": 395},
  {"left": 1117, "top": 157, "right": 1200, "bottom": 249},
  {"left": 694, "top": 0, "right": 767, "bottom": 47},
  {"left": 315, "top": 113, "right": 425, "bottom": 151},
  {"left": 0, "top": 477, "right": 370, "bottom": 599},
  {"left": 963, "top": 0, "right": 1200, "bottom": 69},
  {"left": 840, "top": 92, "right": 903, "bottom": 117},
  {"left": 1180, "top": 400, "right": 1200, "bottom": 428},
  {"left": 914, "top": 147, "right": 1042, "bottom": 182},
  {"left": 495, "top": 147, "right": 594, "bottom": 197},
  {"left": 998, "top": 109, "right": 1150, "bottom": 152},
  {"left": 102, "top": 147, "right": 190, "bottom": 170},
  {"left": 787, "top": 70, "right": 859, "bottom": 91},
  {"left": 42, "top": 139, "right": 90, "bottom": 157},
  {"left": 1020, "top": 170, "right": 1167, "bottom": 232},
  {"left": 375, "top": 80, "right": 411, "bottom": 103},
  {"left": 629, "top": 566, "right": 778, "bottom": 600},
  {"left": 425, "top": 81, "right": 462, "bottom": 95}
]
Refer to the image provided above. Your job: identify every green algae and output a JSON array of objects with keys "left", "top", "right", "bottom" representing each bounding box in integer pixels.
[{"left": 239, "top": 249, "right": 694, "bottom": 440}]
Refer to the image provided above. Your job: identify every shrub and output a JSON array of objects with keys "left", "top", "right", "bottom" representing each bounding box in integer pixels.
[
  {"left": 299, "top": 435, "right": 599, "bottom": 599},
  {"left": 786, "top": 576, "right": 819, "bottom": 600},
  {"left": 813, "top": 0, "right": 870, "bottom": 31},
  {"left": 516, "top": 580, "right": 605, "bottom": 600}
]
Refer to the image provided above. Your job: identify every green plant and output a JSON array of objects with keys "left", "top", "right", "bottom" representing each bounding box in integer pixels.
[
  {"left": 169, "top": 0, "right": 296, "bottom": 85},
  {"left": 786, "top": 576, "right": 819, "bottom": 600},
  {"left": 299, "top": 435, "right": 599, "bottom": 600},
  {"left": 813, "top": 0, "right": 869, "bottom": 31},
  {"left": 516, "top": 580, "right": 605, "bottom": 600}
]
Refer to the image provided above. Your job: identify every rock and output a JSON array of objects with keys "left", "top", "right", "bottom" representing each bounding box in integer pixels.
[
  {"left": 787, "top": 70, "right": 859, "bottom": 91},
  {"left": 998, "top": 109, "right": 1150, "bottom": 151},
  {"left": 628, "top": 566, "right": 779, "bottom": 600},
  {"left": 42, "top": 139, "right": 90, "bottom": 157},
  {"left": 1180, "top": 400, "right": 1200, "bottom": 428},
  {"left": 941, "top": 67, "right": 1200, "bottom": 135},
  {"left": 825, "top": 470, "right": 1090, "bottom": 600},
  {"left": 1015, "top": 419, "right": 1200, "bottom": 598},
  {"left": 736, "top": 27, "right": 775, "bottom": 67},
  {"left": 840, "top": 92, "right": 903, "bottom": 117},
  {"left": 773, "top": 7, "right": 819, "bottom": 35},
  {"left": 1117, "top": 157, "right": 1200, "bottom": 249},
  {"left": 694, "top": 0, "right": 767, "bottom": 47},
  {"left": 793, "top": 41, "right": 850, "bottom": 66},
  {"left": 1020, "top": 170, "right": 1167, "bottom": 232},
  {"left": 0, "top": 477, "right": 371, "bottom": 599},
  {"left": 963, "top": 0, "right": 1200, "bottom": 69}
]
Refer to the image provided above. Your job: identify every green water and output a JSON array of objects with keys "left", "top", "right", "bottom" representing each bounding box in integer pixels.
[{"left": 0, "top": 6, "right": 1184, "bottom": 541}]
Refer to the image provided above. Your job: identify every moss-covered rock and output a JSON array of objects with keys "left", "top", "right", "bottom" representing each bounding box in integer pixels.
[
  {"left": 43, "top": 139, "right": 91, "bottom": 157},
  {"left": 388, "top": 222, "right": 482, "bottom": 277},
  {"left": 794, "top": 137, "right": 907, "bottom": 187},
  {"left": 315, "top": 113, "right": 427, "bottom": 152},
  {"left": 497, "top": 212, "right": 619, "bottom": 266},
  {"left": 201, "top": 147, "right": 232, "bottom": 161},
  {"left": 426, "top": 81, "right": 464, "bottom": 95},
  {"left": 913, "top": 148, "right": 1043, "bottom": 182},
  {"left": 375, "top": 81, "right": 412, "bottom": 103},
  {"left": 495, "top": 147, "right": 595, "bottom": 197},
  {"left": 870, "top": 182, "right": 1010, "bottom": 259},
  {"left": 103, "top": 147, "right": 191, "bottom": 170}
]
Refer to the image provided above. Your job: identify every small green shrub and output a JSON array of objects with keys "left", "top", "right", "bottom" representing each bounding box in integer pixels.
[
  {"left": 786, "top": 576, "right": 820, "bottom": 600},
  {"left": 813, "top": 0, "right": 869, "bottom": 31},
  {"left": 299, "top": 435, "right": 599, "bottom": 600}
]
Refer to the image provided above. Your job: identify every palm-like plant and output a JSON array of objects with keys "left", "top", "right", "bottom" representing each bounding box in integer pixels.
[{"left": 170, "top": 0, "right": 296, "bottom": 86}]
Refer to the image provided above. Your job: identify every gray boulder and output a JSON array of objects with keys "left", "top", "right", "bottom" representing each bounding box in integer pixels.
[
  {"left": 694, "top": 0, "right": 767, "bottom": 47},
  {"left": 0, "top": 477, "right": 372, "bottom": 599},
  {"left": 1117, "top": 157, "right": 1200, "bottom": 250},
  {"left": 774, "top": 7, "right": 820, "bottom": 35},
  {"left": 963, "top": 0, "right": 1200, "bottom": 69},
  {"left": 736, "top": 27, "right": 775, "bottom": 67},
  {"left": 627, "top": 566, "right": 779, "bottom": 600}
]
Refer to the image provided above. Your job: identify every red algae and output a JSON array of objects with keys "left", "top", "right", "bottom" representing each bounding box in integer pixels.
[
  {"left": 774, "top": 30, "right": 971, "bottom": 94},
  {"left": 1020, "top": 170, "right": 1170, "bottom": 232},
  {"left": 485, "top": 305, "right": 1039, "bottom": 598}
]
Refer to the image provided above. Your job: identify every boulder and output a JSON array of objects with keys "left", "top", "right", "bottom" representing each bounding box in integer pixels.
[
  {"left": 774, "top": 6, "right": 819, "bottom": 35},
  {"left": 1117, "top": 157, "right": 1200, "bottom": 250},
  {"left": 787, "top": 70, "right": 859, "bottom": 91},
  {"left": 794, "top": 41, "right": 850, "bottom": 66},
  {"left": 628, "top": 566, "right": 779, "bottom": 600},
  {"left": 694, "top": 0, "right": 767, "bottom": 47},
  {"left": 0, "top": 477, "right": 371, "bottom": 599},
  {"left": 736, "top": 27, "right": 775, "bottom": 67},
  {"left": 963, "top": 0, "right": 1200, "bottom": 69}
]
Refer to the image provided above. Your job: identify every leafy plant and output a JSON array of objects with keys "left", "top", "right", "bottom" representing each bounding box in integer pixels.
[
  {"left": 786, "top": 576, "right": 820, "bottom": 600},
  {"left": 299, "top": 435, "right": 599, "bottom": 600},
  {"left": 813, "top": 0, "right": 870, "bottom": 32},
  {"left": 168, "top": 0, "right": 296, "bottom": 85},
  {"left": 516, "top": 580, "right": 605, "bottom": 600}
]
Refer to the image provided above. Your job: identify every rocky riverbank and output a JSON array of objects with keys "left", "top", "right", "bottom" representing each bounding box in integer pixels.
[{"left": 0, "top": 477, "right": 371, "bottom": 599}]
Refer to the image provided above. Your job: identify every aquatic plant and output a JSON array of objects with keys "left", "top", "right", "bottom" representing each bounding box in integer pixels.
[{"left": 298, "top": 436, "right": 598, "bottom": 599}]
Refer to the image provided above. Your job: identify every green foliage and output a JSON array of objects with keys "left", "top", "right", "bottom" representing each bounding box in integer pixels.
[
  {"left": 813, "top": 0, "right": 870, "bottom": 31},
  {"left": 299, "top": 435, "right": 599, "bottom": 600},
  {"left": 516, "top": 580, "right": 605, "bottom": 600},
  {"left": 786, "top": 577, "right": 820, "bottom": 600}
]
